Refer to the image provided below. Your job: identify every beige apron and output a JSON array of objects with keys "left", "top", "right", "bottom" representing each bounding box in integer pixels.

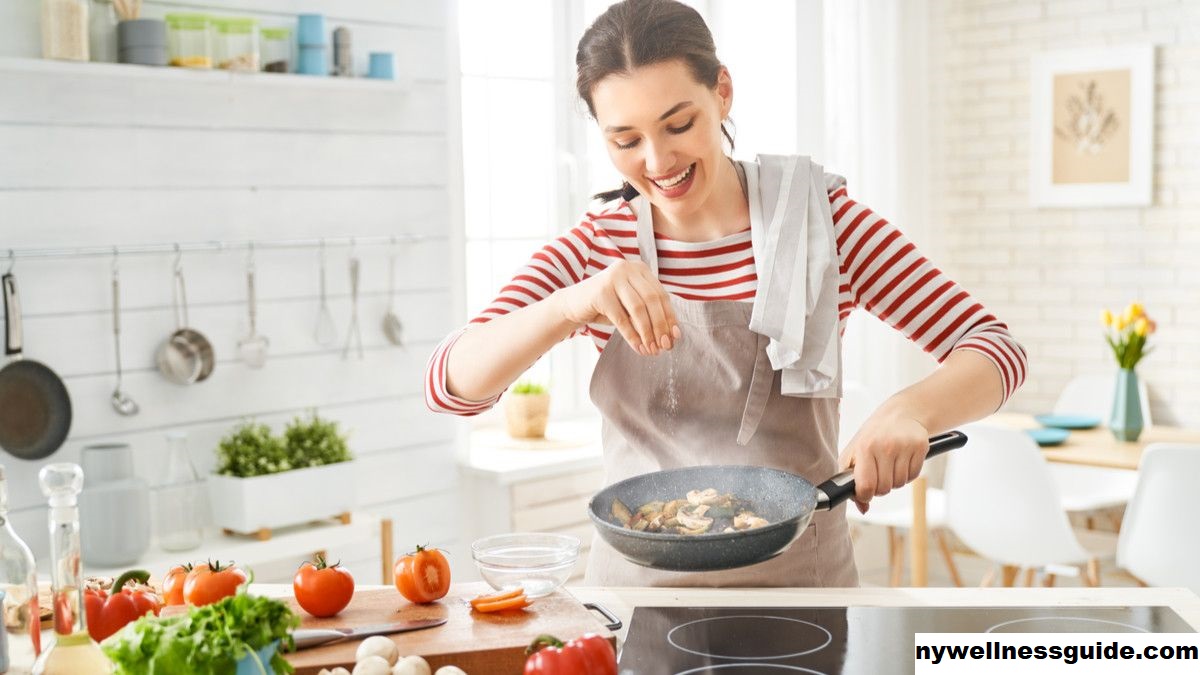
[{"left": 582, "top": 161, "right": 859, "bottom": 588}]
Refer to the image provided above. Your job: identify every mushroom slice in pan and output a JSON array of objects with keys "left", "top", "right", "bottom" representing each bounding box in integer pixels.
[
  {"left": 733, "top": 511, "right": 770, "bottom": 530},
  {"left": 612, "top": 498, "right": 633, "bottom": 527},
  {"left": 686, "top": 488, "right": 721, "bottom": 506}
]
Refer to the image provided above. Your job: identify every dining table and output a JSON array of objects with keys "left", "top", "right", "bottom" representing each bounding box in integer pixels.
[{"left": 904, "top": 412, "right": 1200, "bottom": 587}]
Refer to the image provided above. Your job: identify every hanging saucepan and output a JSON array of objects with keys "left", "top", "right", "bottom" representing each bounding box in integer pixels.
[
  {"left": 155, "top": 255, "right": 214, "bottom": 384},
  {"left": 0, "top": 271, "right": 73, "bottom": 460},
  {"left": 588, "top": 430, "right": 968, "bottom": 572}
]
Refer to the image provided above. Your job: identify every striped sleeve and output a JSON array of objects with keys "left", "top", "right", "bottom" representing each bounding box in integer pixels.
[
  {"left": 828, "top": 185, "right": 1028, "bottom": 404},
  {"left": 424, "top": 210, "right": 606, "bottom": 415}
]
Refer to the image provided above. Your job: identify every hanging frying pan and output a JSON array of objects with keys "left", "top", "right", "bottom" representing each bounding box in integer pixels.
[
  {"left": 589, "top": 431, "right": 968, "bottom": 571},
  {"left": 0, "top": 272, "right": 73, "bottom": 460}
]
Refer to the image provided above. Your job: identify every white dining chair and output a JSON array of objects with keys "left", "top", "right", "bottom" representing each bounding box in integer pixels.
[
  {"left": 944, "top": 424, "right": 1115, "bottom": 587},
  {"left": 1048, "top": 373, "right": 1151, "bottom": 525},
  {"left": 846, "top": 484, "right": 963, "bottom": 586},
  {"left": 839, "top": 384, "right": 962, "bottom": 586},
  {"left": 1117, "top": 443, "right": 1200, "bottom": 593},
  {"left": 1053, "top": 372, "right": 1152, "bottom": 425}
]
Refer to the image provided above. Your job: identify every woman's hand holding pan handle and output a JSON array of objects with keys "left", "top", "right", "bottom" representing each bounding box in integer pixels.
[
  {"left": 554, "top": 259, "right": 681, "bottom": 356},
  {"left": 837, "top": 410, "right": 932, "bottom": 514}
]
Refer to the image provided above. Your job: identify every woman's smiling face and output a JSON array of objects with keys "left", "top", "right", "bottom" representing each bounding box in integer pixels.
[{"left": 591, "top": 59, "right": 732, "bottom": 222}]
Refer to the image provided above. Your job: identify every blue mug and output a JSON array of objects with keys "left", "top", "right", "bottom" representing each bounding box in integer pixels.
[
  {"left": 297, "top": 13, "right": 326, "bottom": 46},
  {"left": 367, "top": 52, "right": 394, "bottom": 80},
  {"left": 297, "top": 45, "right": 326, "bottom": 76}
]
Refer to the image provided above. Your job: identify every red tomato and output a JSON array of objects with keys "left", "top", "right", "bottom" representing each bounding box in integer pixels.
[
  {"left": 393, "top": 545, "right": 450, "bottom": 604},
  {"left": 524, "top": 633, "right": 616, "bottom": 675},
  {"left": 293, "top": 556, "right": 355, "bottom": 618},
  {"left": 162, "top": 564, "right": 191, "bottom": 606},
  {"left": 183, "top": 560, "right": 248, "bottom": 606}
]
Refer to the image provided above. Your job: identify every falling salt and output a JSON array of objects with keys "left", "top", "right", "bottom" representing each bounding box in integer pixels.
[{"left": 664, "top": 348, "right": 680, "bottom": 419}]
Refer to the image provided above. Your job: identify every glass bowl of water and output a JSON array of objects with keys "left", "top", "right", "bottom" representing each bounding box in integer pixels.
[{"left": 471, "top": 533, "right": 581, "bottom": 598}]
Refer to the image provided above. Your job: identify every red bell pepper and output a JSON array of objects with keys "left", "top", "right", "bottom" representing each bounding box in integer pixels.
[
  {"left": 84, "top": 569, "right": 163, "bottom": 642},
  {"left": 524, "top": 633, "right": 617, "bottom": 675}
]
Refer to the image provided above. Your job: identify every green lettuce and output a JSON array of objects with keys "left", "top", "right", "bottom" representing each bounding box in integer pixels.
[{"left": 102, "top": 592, "right": 300, "bottom": 674}]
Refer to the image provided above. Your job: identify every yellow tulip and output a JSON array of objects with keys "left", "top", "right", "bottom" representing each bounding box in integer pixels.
[
  {"left": 1129, "top": 302, "right": 1145, "bottom": 318},
  {"left": 1135, "top": 317, "right": 1149, "bottom": 336},
  {"left": 1115, "top": 315, "right": 1128, "bottom": 331},
  {"left": 1101, "top": 309, "right": 1113, "bottom": 327}
]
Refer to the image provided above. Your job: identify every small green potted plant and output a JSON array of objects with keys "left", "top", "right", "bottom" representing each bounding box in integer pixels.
[
  {"left": 208, "top": 412, "right": 356, "bottom": 537},
  {"left": 505, "top": 380, "right": 551, "bottom": 439}
]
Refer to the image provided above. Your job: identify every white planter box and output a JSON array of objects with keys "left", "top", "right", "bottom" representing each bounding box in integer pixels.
[{"left": 207, "top": 461, "right": 358, "bottom": 534}]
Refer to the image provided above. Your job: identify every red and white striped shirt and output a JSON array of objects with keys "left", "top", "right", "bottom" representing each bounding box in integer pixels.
[{"left": 426, "top": 185, "right": 1027, "bottom": 415}]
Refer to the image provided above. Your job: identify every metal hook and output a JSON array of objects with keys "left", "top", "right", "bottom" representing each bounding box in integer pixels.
[
  {"left": 5, "top": 249, "right": 14, "bottom": 275},
  {"left": 173, "top": 243, "right": 183, "bottom": 272},
  {"left": 111, "top": 246, "right": 119, "bottom": 276}
]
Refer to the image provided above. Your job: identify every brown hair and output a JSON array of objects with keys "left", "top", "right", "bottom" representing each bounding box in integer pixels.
[{"left": 576, "top": 0, "right": 735, "bottom": 203}]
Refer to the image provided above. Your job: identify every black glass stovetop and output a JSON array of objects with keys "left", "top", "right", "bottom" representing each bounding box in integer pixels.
[{"left": 618, "top": 606, "right": 1195, "bottom": 674}]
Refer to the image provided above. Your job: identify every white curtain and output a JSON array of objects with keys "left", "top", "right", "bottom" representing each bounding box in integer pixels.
[{"left": 821, "top": 0, "right": 934, "bottom": 414}]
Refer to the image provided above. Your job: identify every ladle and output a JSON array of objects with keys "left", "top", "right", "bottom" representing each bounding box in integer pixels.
[{"left": 109, "top": 253, "right": 139, "bottom": 416}]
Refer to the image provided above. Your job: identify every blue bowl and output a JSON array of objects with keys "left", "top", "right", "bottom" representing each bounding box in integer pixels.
[
  {"left": 1026, "top": 427, "right": 1070, "bottom": 447},
  {"left": 235, "top": 640, "right": 279, "bottom": 675},
  {"left": 1033, "top": 414, "right": 1101, "bottom": 430}
]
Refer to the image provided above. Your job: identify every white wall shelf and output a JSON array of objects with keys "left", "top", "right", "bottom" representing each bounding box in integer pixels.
[
  {"left": 0, "top": 56, "right": 417, "bottom": 92},
  {"left": 85, "top": 512, "right": 389, "bottom": 582}
]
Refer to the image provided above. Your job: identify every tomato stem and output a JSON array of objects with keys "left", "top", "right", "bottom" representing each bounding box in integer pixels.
[{"left": 526, "top": 634, "right": 566, "bottom": 655}]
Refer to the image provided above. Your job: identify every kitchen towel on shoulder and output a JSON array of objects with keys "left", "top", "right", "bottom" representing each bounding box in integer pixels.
[{"left": 744, "top": 154, "right": 843, "bottom": 399}]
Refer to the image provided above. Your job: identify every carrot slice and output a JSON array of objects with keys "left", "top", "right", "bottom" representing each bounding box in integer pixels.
[
  {"left": 472, "top": 595, "right": 531, "bottom": 613},
  {"left": 469, "top": 588, "right": 525, "bottom": 608}
]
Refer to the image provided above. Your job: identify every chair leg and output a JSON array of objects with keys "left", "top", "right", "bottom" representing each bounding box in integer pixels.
[
  {"left": 1107, "top": 510, "right": 1123, "bottom": 531},
  {"left": 887, "top": 527, "right": 905, "bottom": 586},
  {"left": 1042, "top": 573, "right": 1057, "bottom": 587},
  {"left": 1084, "top": 558, "right": 1101, "bottom": 587},
  {"left": 1023, "top": 567, "right": 1035, "bottom": 587},
  {"left": 1000, "top": 565, "right": 1020, "bottom": 587},
  {"left": 980, "top": 566, "right": 996, "bottom": 588},
  {"left": 934, "top": 530, "right": 963, "bottom": 587}
]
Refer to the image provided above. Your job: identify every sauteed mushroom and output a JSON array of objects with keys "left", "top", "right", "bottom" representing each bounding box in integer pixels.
[{"left": 613, "top": 488, "right": 771, "bottom": 535}]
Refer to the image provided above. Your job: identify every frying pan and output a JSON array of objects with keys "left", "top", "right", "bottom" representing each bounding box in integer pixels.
[
  {"left": 588, "top": 430, "right": 968, "bottom": 572},
  {"left": 0, "top": 273, "right": 73, "bottom": 460}
]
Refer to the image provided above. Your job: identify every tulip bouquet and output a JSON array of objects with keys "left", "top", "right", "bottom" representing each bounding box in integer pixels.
[{"left": 1101, "top": 302, "right": 1155, "bottom": 369}]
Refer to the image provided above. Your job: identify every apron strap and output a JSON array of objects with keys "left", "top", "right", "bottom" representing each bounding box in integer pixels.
[
  {"left": 634, "top": 196, "right": 659, "bottom": 276},
  {"left": 737, "top": 332, "right": 775, "bottom": 446}
]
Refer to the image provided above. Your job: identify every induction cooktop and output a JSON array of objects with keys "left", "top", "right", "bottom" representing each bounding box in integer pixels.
[{"left": 618, "top": 606, "right": 1195, "bottom": 674}]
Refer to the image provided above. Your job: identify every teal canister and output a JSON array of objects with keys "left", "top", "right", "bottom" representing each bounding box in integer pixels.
[{"left": 80, "top": 443, "right": 151, "bottom": 566}]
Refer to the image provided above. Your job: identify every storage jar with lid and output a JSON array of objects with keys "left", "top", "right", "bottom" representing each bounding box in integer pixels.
[
  {"left": 261, "top": 27, "right": 291, "bottom": 73},
  {"left": 166, "top": 13, "right": 211, "bottom": 68},
  {"left": 213, "top": 17, "right": 259, "bottom": 71}
]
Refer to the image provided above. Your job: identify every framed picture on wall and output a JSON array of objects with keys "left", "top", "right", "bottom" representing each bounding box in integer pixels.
[{"left": 1029, "top": 45, "right": 1155, "bottom": 208}]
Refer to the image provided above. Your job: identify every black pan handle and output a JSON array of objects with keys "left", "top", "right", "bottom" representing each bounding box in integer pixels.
[
  {"left": 3, "top": 273, "right": 21, "bottom": 357},
  {"left": 815, "top": 430, "right": 968, "bottom": 510},
  {"left": 584, "top": 602, "right": 623, "bottom": 631}
]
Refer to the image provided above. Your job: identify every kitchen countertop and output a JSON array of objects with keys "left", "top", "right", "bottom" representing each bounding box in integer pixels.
[
  {"left": 458, "top": 416, "right": 604, "bottom": 484},
  {"left": 256, "top": 583, "right": 1200, "bottom": 644},
  {"left": 9, "top": 584, "right": 1197, "bottom": 671}
]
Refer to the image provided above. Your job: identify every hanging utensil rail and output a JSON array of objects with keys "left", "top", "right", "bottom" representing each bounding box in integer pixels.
[{"left": 4, "top": 234, "right": 428, "bottom": 262}]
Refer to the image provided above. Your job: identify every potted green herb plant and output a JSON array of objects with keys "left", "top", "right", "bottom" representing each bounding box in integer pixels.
[
  {"left": 207, "top": 412, "right": 356, "bottom": 538},
  {"left": 505, "top": 380, "right": 550, "bottom": 439}
]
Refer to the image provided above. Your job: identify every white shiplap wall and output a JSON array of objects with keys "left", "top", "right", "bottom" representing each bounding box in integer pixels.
[
  {"left": 928, "top": 0, "right": 1200, "bottom": 426},
  {"left": 0, "top": 1, "right": 464, "bottom": 583}
]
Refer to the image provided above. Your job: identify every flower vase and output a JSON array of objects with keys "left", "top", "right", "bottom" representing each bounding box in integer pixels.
[{"left": 1109, "top": 368, "right": 1144, "bottom": 442}]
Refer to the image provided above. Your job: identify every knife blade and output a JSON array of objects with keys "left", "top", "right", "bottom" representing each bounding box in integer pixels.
[{"left": 291, "top": 618, "right": 447, "bottom": 650}]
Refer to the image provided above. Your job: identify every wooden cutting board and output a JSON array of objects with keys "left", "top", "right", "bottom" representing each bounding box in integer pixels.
[{"left": 284, "top": 583, "right": 616, "bottom": 674}]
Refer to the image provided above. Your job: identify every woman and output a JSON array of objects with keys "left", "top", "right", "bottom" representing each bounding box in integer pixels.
[{"left": 427, "top": 0, "right": 1026, "bottom": 587}]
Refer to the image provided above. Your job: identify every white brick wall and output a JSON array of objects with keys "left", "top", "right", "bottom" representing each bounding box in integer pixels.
[{"left": 929, "top": 0, "right": 1200, "bottom": 425}]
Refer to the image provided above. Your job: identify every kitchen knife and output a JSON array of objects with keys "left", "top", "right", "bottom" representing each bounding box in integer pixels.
[{"left": 291, "top": 618, "right": 448, "bottom": 650}]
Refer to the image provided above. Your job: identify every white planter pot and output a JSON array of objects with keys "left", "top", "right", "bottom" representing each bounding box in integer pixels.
[{"left": 207, "top": 461, "right": 357, "bottom": 534}]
